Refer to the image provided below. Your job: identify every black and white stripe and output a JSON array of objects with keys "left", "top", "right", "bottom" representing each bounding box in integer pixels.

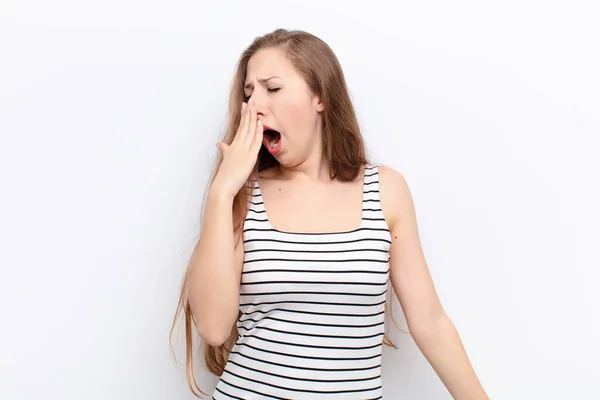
[{"left": 213, "top": 165, "right": 391, "bottom": 399}]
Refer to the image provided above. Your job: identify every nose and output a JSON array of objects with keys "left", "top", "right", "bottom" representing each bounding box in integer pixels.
[{"left": 248, "top": 89, "right": 267, "bottom": 117}]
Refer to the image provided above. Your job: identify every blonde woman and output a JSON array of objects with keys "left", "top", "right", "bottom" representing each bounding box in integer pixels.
[{"left": 172, "top": 29, "right": 488, "bottom": 400}]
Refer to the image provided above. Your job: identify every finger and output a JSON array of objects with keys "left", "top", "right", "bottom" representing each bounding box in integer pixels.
[
  {"left": 251, "top": 120, "right": 264, "bottom": 154},
  {"left": 216, "top": 142, "right": 229, "bottom": 152},
  {"left": 244, "top": 103, "right": 258, "bottom": 146},
  {"left": 239, "top": 100, "right": 253, "bottom": 142},
  {"left": 231, "top": 102, "right": 248, "bottom": 146}
]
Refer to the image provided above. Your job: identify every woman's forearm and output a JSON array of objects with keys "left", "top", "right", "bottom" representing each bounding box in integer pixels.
[{"left": 411, "top": 315, "right": 489, "bottom": 400}]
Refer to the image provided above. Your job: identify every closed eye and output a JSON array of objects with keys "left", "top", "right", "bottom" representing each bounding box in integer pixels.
[{"left": 243, "top": 88, "right": 280, "bottom": 102}]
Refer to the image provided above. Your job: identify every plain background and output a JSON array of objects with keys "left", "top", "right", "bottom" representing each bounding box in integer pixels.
[{"left": 1, "top": 0, "right": 599, "bottom": 398}]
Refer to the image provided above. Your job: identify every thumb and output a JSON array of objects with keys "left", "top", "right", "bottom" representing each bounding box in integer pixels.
[{"left": 216, "top": 142, "right": 229, "bottom": 152}]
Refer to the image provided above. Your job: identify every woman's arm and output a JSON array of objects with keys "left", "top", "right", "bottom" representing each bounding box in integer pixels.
[
  {"left": 379, "top": 165, "right": 489, "bottom": 400},
  {"left": 187, "top": 187, "right": 245, "bottom": 347}
]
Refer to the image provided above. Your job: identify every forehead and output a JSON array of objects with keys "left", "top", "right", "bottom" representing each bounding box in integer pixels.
[{"left": 245, "top": 47, "right": 296, "bottom": 82}]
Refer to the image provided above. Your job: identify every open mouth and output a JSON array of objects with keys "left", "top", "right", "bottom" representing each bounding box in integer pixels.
[{"left": 262, "top": 127, "right": 282, "bottom": 155}]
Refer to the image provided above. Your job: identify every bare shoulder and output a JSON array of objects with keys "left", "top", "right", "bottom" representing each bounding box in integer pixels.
[{"left": 377, "top": 164, "right": 415, "bottom": 230}]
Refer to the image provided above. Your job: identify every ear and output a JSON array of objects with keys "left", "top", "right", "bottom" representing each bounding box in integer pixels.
[{"left": 314, "top": 96, "right": 325, "bottom": 112}]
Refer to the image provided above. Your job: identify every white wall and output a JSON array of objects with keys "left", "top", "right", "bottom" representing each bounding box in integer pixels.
[{"left": 1, "top": 0, "right": 598, "bottom": 398}]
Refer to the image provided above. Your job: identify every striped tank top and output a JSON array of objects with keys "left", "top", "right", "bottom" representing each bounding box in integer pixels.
[{"left": 212, "top": 165, "right": 392, "bottom": 399}]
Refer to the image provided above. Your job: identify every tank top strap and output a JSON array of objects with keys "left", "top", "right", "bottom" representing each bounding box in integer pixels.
[
  {"left": 246, "top": 179, "right": 262, "bottom": 202},
  {"left": 243, "top": 179, "right": 268, "bottom": 228},
  {"left": 361, "top": 164, "right": 385, "bottom": 224}
]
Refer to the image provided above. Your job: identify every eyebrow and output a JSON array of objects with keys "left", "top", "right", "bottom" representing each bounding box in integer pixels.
[{"left": 244, "top": 76, "right": 280, "bottom": 89}]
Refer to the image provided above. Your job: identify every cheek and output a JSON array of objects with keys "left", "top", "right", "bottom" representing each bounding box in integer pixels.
[{"left": 282, "top": 97, "right": 315, "bottom": 127}]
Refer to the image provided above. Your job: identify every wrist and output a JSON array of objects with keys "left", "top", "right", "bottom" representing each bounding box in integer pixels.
[{"left": 208, "top": 182, "right": 236, "bottom": 204}]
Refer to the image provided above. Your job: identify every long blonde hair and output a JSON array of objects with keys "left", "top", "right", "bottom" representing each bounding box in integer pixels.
[{"left": 171, "top": 28, "right": 400, "bottom": 397}]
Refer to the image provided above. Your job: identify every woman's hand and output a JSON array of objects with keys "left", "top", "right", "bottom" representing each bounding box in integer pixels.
[{"left": 212, "top": 100, "right": 264, "bottom": 199}]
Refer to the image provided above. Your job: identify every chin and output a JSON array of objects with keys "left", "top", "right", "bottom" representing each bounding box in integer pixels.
[{"left": 275, "top": 153, "right": 295, "bottom": 168}]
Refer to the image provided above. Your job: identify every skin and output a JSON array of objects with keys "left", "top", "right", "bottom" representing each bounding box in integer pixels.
[{"left": 192, "top": 46, "right": 489, "bottom": 400}]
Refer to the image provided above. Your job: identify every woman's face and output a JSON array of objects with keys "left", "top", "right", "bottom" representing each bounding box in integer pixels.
[{"left": 244, "top": 47, "right": 324, "bottom": 167}]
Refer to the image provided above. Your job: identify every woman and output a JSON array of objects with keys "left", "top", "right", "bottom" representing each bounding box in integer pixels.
[{"left": 172, "top": 28, "right": 489, "bottom": 399}]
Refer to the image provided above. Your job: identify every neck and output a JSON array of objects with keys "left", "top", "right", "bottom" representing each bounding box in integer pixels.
[
  {"left": 277, "top": 152, "right": 330, "bottom": 182},
  {"left": 278, "top": 125, "right": 333, "bottom": 181},
  {"left": 277, "top": 119, "right": 331, "bottom": 182}
]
